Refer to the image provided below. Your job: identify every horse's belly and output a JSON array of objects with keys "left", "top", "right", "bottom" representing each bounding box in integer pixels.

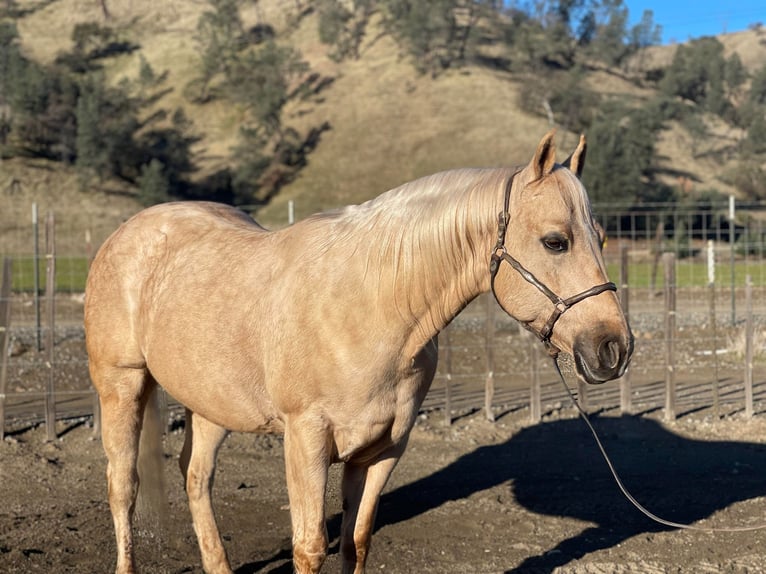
[
  {"left": 173, "top": 387, "right": 284, "bottom": 433},
  {"left": 148, "top": 357, "right": 283, "bottom": 433}
]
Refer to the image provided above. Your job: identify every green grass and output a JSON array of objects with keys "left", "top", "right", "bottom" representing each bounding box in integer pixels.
[
  {"left": 10, "top": 257, "right": 89, "bottom": 293},
  {"left": 606, "top": 260, "right": 766, "bottom": 289},
  {"left": 6, "top": 256, "right": 765, "bottom": 293}
]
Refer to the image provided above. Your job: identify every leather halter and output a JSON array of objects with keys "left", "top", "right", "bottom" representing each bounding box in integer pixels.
[{"left": 489, "top": 171, "right": 617, "bottom": 355}]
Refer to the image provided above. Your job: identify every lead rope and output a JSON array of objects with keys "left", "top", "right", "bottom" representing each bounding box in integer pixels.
[{"left": 550, "top": 353, "right": 766, "bottom": 533}]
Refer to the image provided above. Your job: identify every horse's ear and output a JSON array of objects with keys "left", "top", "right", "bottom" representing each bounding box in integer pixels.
[
  {"left": 530, "top": 130, "right": 557, "bottom": 181},
  {"left": 562, "top": 134, "right": 587, "bottom": 179}
]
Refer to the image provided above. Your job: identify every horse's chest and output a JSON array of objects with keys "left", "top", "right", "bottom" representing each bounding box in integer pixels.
[{"left": 332, "top": 343, "right": 437, "bottom": 463}]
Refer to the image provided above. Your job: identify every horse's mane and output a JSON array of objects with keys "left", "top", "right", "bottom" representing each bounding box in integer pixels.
[
  {"left": 298, "top": 168, "right": 512, "bottom": 328},
  {"left": 294, "top": 164, "right": 597, "bottom": 333},
  {"left": 302, "top": 167, "right": 509, "bottom": 261}
]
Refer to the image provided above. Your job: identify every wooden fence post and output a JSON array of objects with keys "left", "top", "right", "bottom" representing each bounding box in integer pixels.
[
  {"left": 44, "top": 212, "right": 57, "bottom": 441},
  {"left": 33, "top": 203, "right": 42, "bottom": 352},
  {"left": 663, "top": 252, "right": 676, "bottom": 422},
  {"left": 0, "top": 258, "right": 12, "bottom": 441},
  {"left": 744, "top": 276, "right": 754, "bottom": 418},
  {"left": 529, "top": 333, "right": 541, "bottom": 423},
  {"left": 576, "top": 377, "right": 588, "bottom": 412},
  {"left": 650, "top": 220, "right": 665, "bottom": 293},
  {"left": 485, "top": 295, "right": 496, "bottom": 422},
  {"left": 619, "top": 244, "right": 632, "bottom": 414},
  {"left": 92, "top": 392, "right": 101, "bottom": 437},
  {"left": 442, "top": 328, "right": 452, "bottom": 426}
]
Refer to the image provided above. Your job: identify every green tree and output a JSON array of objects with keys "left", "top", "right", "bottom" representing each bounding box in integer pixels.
[
  {"left": 628, "top": 9, "right": 662, "bottom": 50},
  {"left": 0, "top": 21, "right": 20, "bottom": 100},
  {"left": 56, "top": 22, "right": 137, "bottom": 74},
  {"left": 724, "top": 53, "right": 748, "bottom": 100},
  {"left": 10, "top": 58, "right": 75, "bottom": 159},
  {"left": 748, "top": 64, "right": 766, "bottom": 106},
  {"left": 231, "top": 126, "right": 271, "bottom": 205},
  {"left": 583, "top": 103, "right": 671, "bottom": 204},
  {"left": 659, "top": 37, "right": 738, "bottom": 119},
  {"left": 735, "top": 63, "right": 766, "bottom": 143},
  {"left": 137, "top": 159, "right": 171, "bottom": 206},
  {"left": 227, "top": 40, "right": 307, "bottom": 138},
  {"left": 75, "top": 76, "right": 108, "bottom": 182},
  {"left": 74, "top": 73, "right": 141, "bottom": 182},
  {"left": 138, "top": 108, "right": 199, "bottom": 195},
  {"left": 584, "top": 0, "right": 630, "bottom": 66},
  {"left": 381, "top": 0, "right": 485, "bottom": 75},
  {"left": 744, "top": 112, "right": 766, "bottom": 155},
  {"left": 317, "top": 0, "right": 371, "bottom": 61},
  {"left": 724, "top": 160, "right": 766, "bottom": 200},
  {"left": 188, "top": 0, "right": 246, "bottom": 102},
  {"left": 519, "top": 66, "right": 599, "bottom": 133}
]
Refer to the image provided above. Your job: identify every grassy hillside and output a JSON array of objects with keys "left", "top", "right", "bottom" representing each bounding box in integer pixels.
[{"left": 3, "top": 0, "right": 766, "bottom": 241}]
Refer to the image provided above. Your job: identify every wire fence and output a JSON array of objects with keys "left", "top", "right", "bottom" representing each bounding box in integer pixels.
[{"left": 1, "top": 200, "right": 765, "bottom": 439}]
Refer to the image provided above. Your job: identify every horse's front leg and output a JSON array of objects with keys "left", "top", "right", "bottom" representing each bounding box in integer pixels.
[
  {"left": 284, "top": 416, "right": 332, "bottom": 574},
  {"left": 340, "top": 443, "right": 406, "bottom": 574}
]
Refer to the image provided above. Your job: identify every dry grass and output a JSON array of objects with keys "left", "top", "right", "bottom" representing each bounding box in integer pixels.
[
  {"left": 4, "top": 2, "right": 766, "bottom": 235},
  {"left": 0, "top": 158, "right": 141, "bottom": 254},
  {"left": 257, "top": 13, "right": 554, "bottom": 225}
]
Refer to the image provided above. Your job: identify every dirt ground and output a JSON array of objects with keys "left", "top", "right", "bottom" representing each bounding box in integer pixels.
[
  {"left": 2, "top": 296, "right": 766, "bottom": 573},
  {"left": 2, "top": 403, "right": 766, "bottom": 574}
]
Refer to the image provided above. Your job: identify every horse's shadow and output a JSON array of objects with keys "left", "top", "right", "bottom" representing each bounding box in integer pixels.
[{"left": 359, "top": 414, "right": 766, "bottom": 573}]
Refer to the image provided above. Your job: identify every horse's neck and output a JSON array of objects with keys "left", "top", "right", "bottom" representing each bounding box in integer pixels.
[{"left": 370, "top": 171, "right": 504, "bottom": 344}]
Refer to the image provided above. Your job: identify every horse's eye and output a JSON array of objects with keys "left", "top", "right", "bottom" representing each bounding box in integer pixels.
[{"left": 542, "top": 234, "right": 568, "bottom": 253}]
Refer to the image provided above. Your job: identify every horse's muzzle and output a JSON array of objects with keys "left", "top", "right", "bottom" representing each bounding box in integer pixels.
[{"left": 573, "top": 328, "right": 634, "bottom": 385}]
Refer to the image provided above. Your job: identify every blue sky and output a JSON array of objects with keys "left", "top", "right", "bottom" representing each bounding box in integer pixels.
[{"left": 625, "top": 1, "right": 765, "bottom": 44}]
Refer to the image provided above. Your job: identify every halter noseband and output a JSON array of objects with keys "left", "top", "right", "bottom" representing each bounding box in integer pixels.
[{"left": 489, "top": 171, "right": 617, "bottom": 356}]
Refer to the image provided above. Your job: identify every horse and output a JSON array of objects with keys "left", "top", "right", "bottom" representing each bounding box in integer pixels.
[{"left": 84, "top": 130, "right": 633, "bottom": 574}]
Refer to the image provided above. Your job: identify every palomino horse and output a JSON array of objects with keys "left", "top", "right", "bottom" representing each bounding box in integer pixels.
[{"left": 85, "top": 131, "right": 632, "bottom": 574}]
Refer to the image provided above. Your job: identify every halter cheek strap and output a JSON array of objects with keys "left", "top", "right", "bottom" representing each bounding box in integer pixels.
[{"left": 488, "top": 171, "right": 617, "bottom": 355}]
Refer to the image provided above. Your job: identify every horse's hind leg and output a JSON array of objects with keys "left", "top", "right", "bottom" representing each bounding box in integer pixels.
[
  {"left": 95, "top": 365, "right": 155, "bottom": 574},
  {"left": 178, "top": 410, "right": 232, "bottom": 574}
]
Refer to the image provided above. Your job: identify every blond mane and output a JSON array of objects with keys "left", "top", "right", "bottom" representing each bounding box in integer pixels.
[{"left": 299, "top": 167, "right": 513, "bottom": 329}]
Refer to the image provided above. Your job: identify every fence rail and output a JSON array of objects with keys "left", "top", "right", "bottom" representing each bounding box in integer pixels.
[{"left": 1, "top": 201, "right": 765, "bottom": 438}]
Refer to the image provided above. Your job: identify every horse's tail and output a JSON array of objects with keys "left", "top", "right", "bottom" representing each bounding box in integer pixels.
[{"left": 136, "top": 383, "right": 168, "bottom": 535}]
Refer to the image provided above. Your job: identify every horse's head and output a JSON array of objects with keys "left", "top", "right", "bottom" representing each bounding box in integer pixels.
[{"left": 490, "top": 131, "right": 633, "bottom": 384}]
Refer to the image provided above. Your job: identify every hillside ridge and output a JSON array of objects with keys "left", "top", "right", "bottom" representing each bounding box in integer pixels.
[{"left": 3, "top": 1, "right": 766, "bottom": 235}]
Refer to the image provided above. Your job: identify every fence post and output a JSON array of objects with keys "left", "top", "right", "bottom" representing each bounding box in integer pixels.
[
  {"left": 707, "top": 240, "right": 720, "bottom": 418},
  {"left": 529, "top": 333, "right": 541, "bottom": 423},
  {"left": 44, "top": 212, "right": 57, "bottom": 441},
  {"left": 663, "top": 252, "right": 676, "bottom": 422},
  {"left": 0, "top": 258, "right": 12, "bottom": 441},
  {"left": 576, "top": 377, "right": 588, "bottom": 412},
  {"left": 729, "top": 196, "right": 736, "bottom": 326},
  {"left": 485, "top": 295, "right": 496, "bottom": 422},
  {"left": 619, "top": 244, "right": 632, "bottom": 414},
  {"left": 92, "top": 392, "right": 101, "bottom": 437},
  {"left": 33, "top": 203, "right": 42, "bottom": 352},
  {"left": 650, "top": 220, "right": 665, "bottom": 293},
  {"left": 442, "top": 328, "right": 452, "bottom": 426},
  {"left": 744, "top": 275, "right": 754, "bottom": 418}
]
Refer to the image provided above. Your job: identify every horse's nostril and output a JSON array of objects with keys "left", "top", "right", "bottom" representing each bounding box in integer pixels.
[{"left": 599, "top": 339, "right": 621, "bottom": 369}]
